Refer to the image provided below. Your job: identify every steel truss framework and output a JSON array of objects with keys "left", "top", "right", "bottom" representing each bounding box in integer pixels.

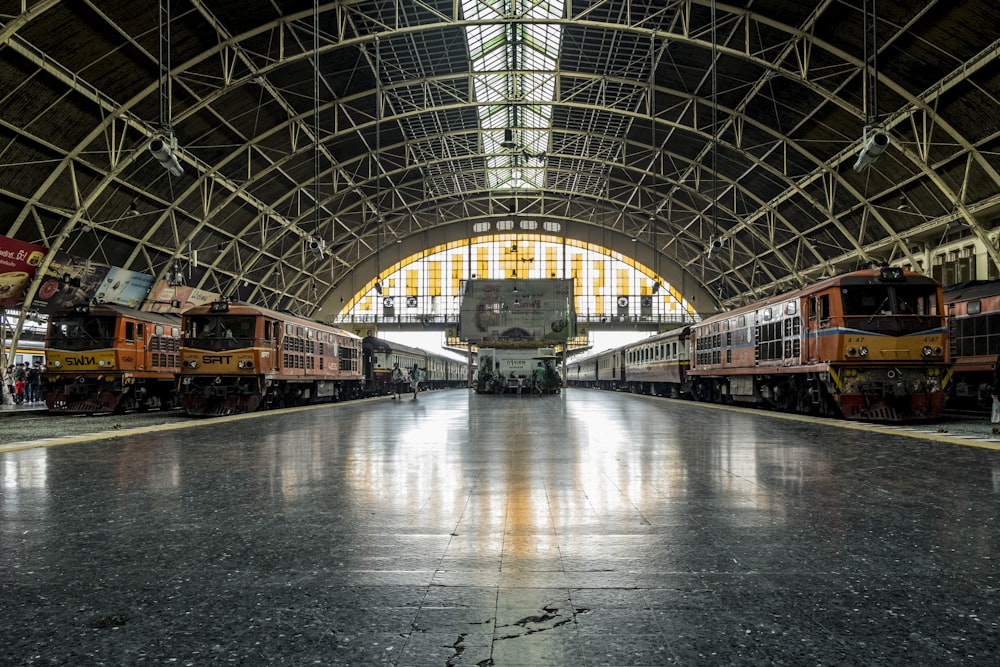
[{"left": 0, "top": 0, "right": 999, "bottom": 328}]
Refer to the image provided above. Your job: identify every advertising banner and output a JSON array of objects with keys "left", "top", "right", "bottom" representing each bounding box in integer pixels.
[
  {"left": 143, "top": 280, "right": 220, "bottom": 313},
  {"left": 0, "top": 235, "right": 46, "bottom": 308},
  {"left": 95, "top": 267, "right": 155, "bottom": 308},
  {"left": 33, "top": 251, "right": 108, "bottom": 313},
  {"left": 458, "top": 279, "right": 575, "bottom": 343}
]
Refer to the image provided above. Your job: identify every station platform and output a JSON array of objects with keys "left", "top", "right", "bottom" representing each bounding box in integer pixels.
[{"left": 1, "top": 389, "right": 998, "bottom": 665}]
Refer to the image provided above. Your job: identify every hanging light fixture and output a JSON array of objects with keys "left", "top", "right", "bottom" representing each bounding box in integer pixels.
[
  {"left": 150, "top": 0, "right": 183, "bottom": 177},
  {"left": 853, "top": 0, "right": 890, "bottom": 172}
]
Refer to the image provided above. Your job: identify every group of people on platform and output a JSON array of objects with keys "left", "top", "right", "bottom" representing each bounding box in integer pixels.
[
  {"left": 390, "top": 362, "right": 425, "bottom": 400},
  {"left": 475, "top": 360, "right": 560, "bottom": 395},
  {"left": 3, "top": 361, "right": 44, "bottom": 406}
]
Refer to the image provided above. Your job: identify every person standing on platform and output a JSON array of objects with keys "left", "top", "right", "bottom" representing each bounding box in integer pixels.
[
  {"left": 533, "top": 361, "right": 546, "bottom": 395},
  {"left": 12, "top": 362, "right": 26, "bottom": 404},
  {"left": 26, "top": 362, "right": 40, "bottom": 403},
  {"left": 391, "top": 362, "right": 406, "bottom": 400},
  {"left": 13, "top": 375, "right": 25, "bottom": 405},
  {"left": 410, "top": 363, "right": 424, "bottom": 399}
]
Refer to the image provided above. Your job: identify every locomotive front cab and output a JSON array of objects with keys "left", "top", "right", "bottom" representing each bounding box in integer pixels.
[
  {"left": 46, "top": 307, "right": 116, "bottom": 357},
  {"left": 178, "top": 302, "right": 270, "bottom": 415},
  {"left": 825, "top": 267, "right": 951, "bottom": 420},
  {"left": 44, "top": 309, "right": 119, "bottom": 411}
]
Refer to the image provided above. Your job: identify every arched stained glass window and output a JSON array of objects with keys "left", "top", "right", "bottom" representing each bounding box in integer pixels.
[{"left": 336, "top": 236, "right": 697, "bottom": 327}]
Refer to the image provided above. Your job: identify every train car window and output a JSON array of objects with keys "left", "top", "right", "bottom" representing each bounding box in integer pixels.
[
  {"left": 842, "top": 286, "right": 890, "bottom": 315},
  {"left": 967, "top": 300, "right": 981, "bottom": 315},
  {"left": 307, "top": 329, "right": 313, "bottom": 339},
  {"left": 137, "top": 323, "right": 144, "bottom": 339},
  {"left": 155, "top": 325, "right": 164, "bottom": 336},
  {"left": 762, "top": 308, "right": 772, "bottom": 321},
  {"left": 818, "top": 294, "right": 830, "bottom": 321},
  {"left": 172, "top": 327, "right": 179, "bottom": 338},
  {"left": 229, "top": 317, "right": 254, "bottom": 340},
  {"left": 785, "top": 301, "right": 797, "bottom": 316},
  {"left": 296, "top": 326, "right": 304, "bottom": 337},
  {"left": 737, "top": 315, "right": 746, "bottom": 328},
  {"left": 125, "top": 322, "right": 135, "bottom": 343},
  {"left": 892, "top": 286, "right": 937, "bottom": 316}
]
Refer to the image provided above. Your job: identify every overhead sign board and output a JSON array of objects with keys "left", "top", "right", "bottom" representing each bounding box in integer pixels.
[{"left": 458, "top": 279, "right": 575, "bottom": 343}]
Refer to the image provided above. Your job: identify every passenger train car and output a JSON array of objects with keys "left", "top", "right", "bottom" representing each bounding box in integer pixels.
[
  {"left": 177, "top": 301, "right": 363, "bottom": 416},
  {"left": 943, "top": 280, "right": 1000, "bottom": 409},
  {"left": 363, "top": 335, "right": 467, "bottom": 395},
  {"left": 42, "top": 304, "right": 181, "bottom": 413},
  {"left": 4, "top": 339, "right": 45, "bottom": 368},
  {"left": 568, "top": 266, "right": 952, "bottom": 422},
  {"left": 566, "top": 326, "right": 691, "bottom": 398},
  {"left": 620, "top": 326, "right": 691, "bottom": 398}
]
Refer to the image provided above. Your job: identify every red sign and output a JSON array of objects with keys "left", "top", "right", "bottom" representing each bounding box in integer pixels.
[{"left": 0, "top": 235, "right": 46, "bottom": 308}]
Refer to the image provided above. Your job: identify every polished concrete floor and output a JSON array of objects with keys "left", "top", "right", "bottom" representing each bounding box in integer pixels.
[{"left": 2, "top": 389, "right": 999, "bottom": 666}]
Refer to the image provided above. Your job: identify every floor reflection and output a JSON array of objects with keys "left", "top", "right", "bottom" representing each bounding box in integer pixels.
[{"left": 1, "top": 389, "right": 999, "bottom": 664}]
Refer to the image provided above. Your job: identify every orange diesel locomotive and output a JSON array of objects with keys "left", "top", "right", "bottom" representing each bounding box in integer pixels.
[
  {"left": 42, "top": 304, "right": 181, "bottom": 414},
  {"left": 688, "top": 266, "right": 952, "bottom": 421},
  {"left": 177, "top": 301, "right": 363, "bottom": 416}
]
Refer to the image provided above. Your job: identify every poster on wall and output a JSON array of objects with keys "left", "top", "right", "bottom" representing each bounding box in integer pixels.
[
  {"left": 0, "top": 235, "right": 46, "bottom": 308},
  {"left": 143, "top": 279, "right": 220, "bottom": 313},
  {"left": 458, "top": 279, "right": 576, "bottom": 343},
  {"left": 95, "top": 267, "right": 155, "bottom": 308},
  {"left": 33, "top": 251, "right": 109, "bottom": 313}
]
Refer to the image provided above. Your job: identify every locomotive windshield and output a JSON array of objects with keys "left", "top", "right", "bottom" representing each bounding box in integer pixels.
[
  {"left": 185, "top": 315, "right": 256, "bottom": 349},
  {"left": 48, "top": 315, "right": 115, "bottom": 350},
  {"left": 840, "top": 284, "right": 940, "bottom": 334}
]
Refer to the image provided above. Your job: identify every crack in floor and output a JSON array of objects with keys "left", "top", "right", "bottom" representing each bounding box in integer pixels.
[{"left": 495, "top": 604, "right": 591, "bottom": 641}]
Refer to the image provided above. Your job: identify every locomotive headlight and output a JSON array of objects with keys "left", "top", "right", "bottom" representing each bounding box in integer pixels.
[
  {"left": 921, "top": 346, "right": 933, "bottom": 357},
  {"left": 847, "top": 347, "right": 857, "bottom": 357},
  {"left": 185, "top": 360, "right": 199, "bottom": 369},
  {"left": 858, "top": 346, "right": 869, "bottom": 357},
  {"left": 98, "top": 360, "right": 106, "bottom": 367},
  {"left": 237, "top": 360, "right": 254, "bottom": 369},
  {"left": 934, "top": 346, "right": 942, "bottom": 356},
  {"left": 52, "top": 360, "right": 62, "bottom": 368}
]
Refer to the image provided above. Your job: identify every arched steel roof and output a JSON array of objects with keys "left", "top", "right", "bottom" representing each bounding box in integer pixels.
[{"left": 2, "top": 1, "right": 999, "bottom": 320}]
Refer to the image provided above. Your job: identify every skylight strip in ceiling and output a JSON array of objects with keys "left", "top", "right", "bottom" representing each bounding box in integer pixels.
[{"left": 462, "top": 0, "right": 565, "bottom": 191}]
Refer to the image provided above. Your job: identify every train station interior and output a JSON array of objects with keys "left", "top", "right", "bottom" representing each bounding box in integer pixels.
[{"left": 3, "top": 2, "right": 1000, "bottom": 664}]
